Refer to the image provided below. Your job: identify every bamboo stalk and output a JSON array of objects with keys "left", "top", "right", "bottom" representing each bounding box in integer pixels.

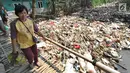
[
  {"left": 34, "top": 59, "right": 49, "bottom": 72},
  {"left": 38, "top": 58, "right": 57, "bottom": 73},
  {"left": 45, "top": 37, "right": 120, "bottom": 73},
  {"left": 46, "top": 68, "right": 55, "bottom": 73},
  {"left": 39, "top": 64, "right": 50, "bottom": 73},
  {"left": 35, "top": 65, "right": 45, "bottom": 72},
  {"left": 42, "top": 66, "right": 52, "bottom": 73}
]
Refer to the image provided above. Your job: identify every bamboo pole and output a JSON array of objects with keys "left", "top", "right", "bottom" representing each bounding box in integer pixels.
[{"left": 45, "top": 37, "right": 120, "bottom": 73}]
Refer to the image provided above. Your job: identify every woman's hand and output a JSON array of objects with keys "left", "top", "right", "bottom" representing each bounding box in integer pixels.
[
  {"left": 42, "top": 36, "right": 46, "bottom": 41},
  {"left": 36, "top": 31, "right": 46, "bottom": 41}
]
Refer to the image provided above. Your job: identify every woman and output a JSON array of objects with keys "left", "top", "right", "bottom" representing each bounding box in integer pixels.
[
  {"left": 0, "top": 6, "right": 8, "bottom": 25},
  {"left": 10, "top": 5, "right": 46, "bottom": 67},
  {"left": 0, "top": 15, "right": 7, "bottom": 36}
]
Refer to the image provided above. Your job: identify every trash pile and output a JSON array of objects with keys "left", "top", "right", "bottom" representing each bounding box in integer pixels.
[
  {"left": 78, "top": 6, "right": 117, "bottom": 22},
  {"left": 36, "top": 16, "right": 130, "bottom": 73},
  {"left": 76, "top": 5, "right": 130, "bottom": 23}
]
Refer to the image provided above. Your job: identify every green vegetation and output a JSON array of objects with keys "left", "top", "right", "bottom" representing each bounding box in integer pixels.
[
  {"left": 45, "top": 0, "right": 118, "bottom": 16},
  {"left": 46, "top": 0, "right": 80, "bottom": 15},
  {"left": 92, "top": 0, "right": 113, "bottom": 7}
]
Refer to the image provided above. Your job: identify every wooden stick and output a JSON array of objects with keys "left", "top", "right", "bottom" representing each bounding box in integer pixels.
[{"left": 45, "top": 37, "right": 120, "bottom": 73}]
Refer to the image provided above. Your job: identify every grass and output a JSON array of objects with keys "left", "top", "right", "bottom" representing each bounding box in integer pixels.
[{"left": 92, "top": 0, "right": 113, "bottom": 7}]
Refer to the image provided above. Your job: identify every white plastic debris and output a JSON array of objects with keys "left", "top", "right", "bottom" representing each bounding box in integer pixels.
[
  {"left": 110, "top": 50, "right": 119, "bottom": 58},
  {"left": 84, "top": 52, "right": 96, "bottom": 73},
  {"left": 110, "top": 23, "right": 120, "bottom": 29},
  {"left": 110, "top": 48, "right": 119, "bottom": 58},
  {"left": 37, "top": 42, "right": 47, "bottom": 48},
  {"left": 86, "top": 62, "right": 97, "bottom": 73},
  {"left": 101, "top": 58, "right": 110, "bottom": 64},
  {"left": 63, "top": 58, "right": 78, "bottom": 73},
  {"left": 78, "top": 57, "right": 86, "bottom": 72}
]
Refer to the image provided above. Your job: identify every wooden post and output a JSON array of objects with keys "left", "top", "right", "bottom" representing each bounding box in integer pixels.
[{"left": 32, "top": 0, "right": 36, "bottom": 20}]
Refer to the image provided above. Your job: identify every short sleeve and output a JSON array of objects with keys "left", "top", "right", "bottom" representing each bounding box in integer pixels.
[
  {"left": 10, "top": 20, "right": 17, "bottom": 39},
  {"left": 33, "top": 23, "right": 39, "bottom": 32}
]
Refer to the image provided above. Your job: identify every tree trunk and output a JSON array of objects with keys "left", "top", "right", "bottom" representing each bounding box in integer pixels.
[
  {"left": 51, "top": 0, "right": 55, "bottom": 14},
  {"left": 32, "top": 0, "right": 36, "bottom": 19},
  {"left": 86, "top": 0, "right": 92, "bottom": 8},
  {"left": 81, "top": 0, "right": 92, "bottom": 8}
]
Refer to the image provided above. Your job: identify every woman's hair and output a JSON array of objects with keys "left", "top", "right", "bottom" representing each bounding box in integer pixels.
[{"left": 15, "top": 4, "right": 28, "bottom": 16}]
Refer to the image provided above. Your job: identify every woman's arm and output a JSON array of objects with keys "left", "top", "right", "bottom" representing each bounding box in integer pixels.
[
  {"left": 33, "top": 23, "right": 46, "bottom": 41},
  {"left": 10, "top": 20, "right": 18, "bottom": 53},
  {"left": 11, "top": 39, "right": 17, "bottom": 53}
]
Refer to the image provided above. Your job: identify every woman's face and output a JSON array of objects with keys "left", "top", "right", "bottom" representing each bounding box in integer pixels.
[{"left": 18, "top": 9, "right": 27, "bottom": 21}]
